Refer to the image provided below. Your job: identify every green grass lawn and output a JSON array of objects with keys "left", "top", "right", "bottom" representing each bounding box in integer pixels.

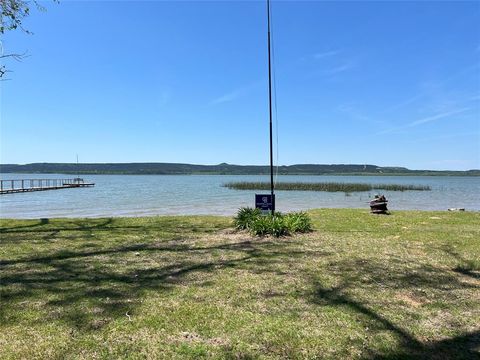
[{"left": 1, "top": 209, "right": 479, "bottom": 359}]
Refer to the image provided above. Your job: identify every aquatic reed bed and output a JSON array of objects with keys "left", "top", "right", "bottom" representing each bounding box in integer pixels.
[{"left": 223, "top": 181, "right": 431, "bottom": 192}]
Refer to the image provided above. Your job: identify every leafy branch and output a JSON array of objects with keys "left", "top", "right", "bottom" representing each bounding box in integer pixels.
[{"left": 0, "top": 0, "right": 53, "bottom": 79}]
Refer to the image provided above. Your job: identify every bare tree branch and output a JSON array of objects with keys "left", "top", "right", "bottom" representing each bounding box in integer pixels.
[{"left": 0, "top": 51, "right": 29, "bottom": 61}]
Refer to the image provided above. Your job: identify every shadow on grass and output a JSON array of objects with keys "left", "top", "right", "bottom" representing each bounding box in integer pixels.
[
  {"left": 1, "top": 220, "right": 311, "bottom": 333},
  {"left": 0, "top": 218, "right": 111, "bottom": 233},
  {"left": 313, "top": 284, "right": 480, "bottom": 359},
  {"left": 453, "top": 266, "right": 480, "bottom": 280},
  {"left": 310, "top": 257, "right": 479, "bottom": 359},
  {"left": 1, "top": 218, "right": 478, "bottom": 358},
  {"left": 325, "top": 257, "right": 478, "bottom": 292},
  {"left": 0, "top": 217, "right": 50, "bottom": 232},
  {"left": 441, "top": 245, "right": 480, "bottom": 280},
  {"left": 0, "top": 217, "right": 228, "bottom": 245},
  {"left": 0, "top": 217, "right": 226, "bottom": 235}
]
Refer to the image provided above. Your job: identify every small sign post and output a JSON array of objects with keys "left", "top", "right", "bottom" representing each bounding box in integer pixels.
[{"left": 255, "top": 194, "right": 275, "bottom": 214}]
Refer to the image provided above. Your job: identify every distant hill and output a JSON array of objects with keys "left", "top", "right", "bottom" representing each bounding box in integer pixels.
[{"left": 1, "top": 162, "right": 479, "bottom": 176}]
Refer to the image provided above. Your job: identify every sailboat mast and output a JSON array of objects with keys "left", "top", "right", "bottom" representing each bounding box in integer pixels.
[
  {"left": 267, "top": 0, "right": 275, "bottom": 214},
  {"left": 76, "top": 154, "right": 79, "bottom": 181}
]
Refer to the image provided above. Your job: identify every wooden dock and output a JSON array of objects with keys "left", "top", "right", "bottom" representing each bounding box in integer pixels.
[{"left": 0, "top": 178, "right": 95, "bottom": 195}]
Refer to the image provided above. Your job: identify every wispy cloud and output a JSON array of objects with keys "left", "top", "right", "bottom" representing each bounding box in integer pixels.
[
  {"left": 385, "top": 63, "right": 480, "bottom": 113},
  {"left": 210, "top": 82, "right": 260, "bottom": 105},
  {"left": 412, "top": 131, "right": 480, "bottom": 143},
  {"left": 409, "top": 108, "right": 470, "bottom": 126},
  {"left": 323, "top": 62, "right": 356, "bottom": 75},
  {"left": 386, "top": 93, "right": 424, "bottom": 112},
  {"left": 337, "top": 103, "right": 387, "bottom": 127},
  {"left": 299, "top": 50, "right": 340, "bottom": 62},
  {"left": 210, "top": 89, "right": 245, "bottom": 105},
  {"left": 313, "top": 50, "right": 339, "bottom": 60},
  {"left": 377, "top": 107, "right": 471, "bottom": 135},
  {"left": 301, "top": 49, "right": 358, "bottom": 78}
]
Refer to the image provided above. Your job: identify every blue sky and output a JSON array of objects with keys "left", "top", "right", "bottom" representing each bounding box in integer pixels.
[{"left": 1, "top": 0, "right": 479, "bottom": 170}]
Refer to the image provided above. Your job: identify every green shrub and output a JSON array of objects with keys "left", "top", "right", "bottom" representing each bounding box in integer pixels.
[
  {"left": 249, "top": 214, "right": 289, "bottom": 237},
  {"left": 248, "top": 214, "right": 271, "bottom": 236},
  {"left": 233, "top": 207, "right": 261, "bottom": 230},
  {"left": 283, "top": 212, "right": 313, "bottom": 233},
  {"left": 234, "top": 208, "right": 313, "bottom": 237}
]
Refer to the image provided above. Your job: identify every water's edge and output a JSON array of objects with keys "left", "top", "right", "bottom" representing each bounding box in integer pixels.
[{"left": 1, "top": 174, "right": 479, "bottom": 219}]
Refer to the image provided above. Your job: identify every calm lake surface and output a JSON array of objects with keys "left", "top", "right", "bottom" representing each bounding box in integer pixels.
[{"left": 1, "top": 174, "right": 479, "bottom": 219}]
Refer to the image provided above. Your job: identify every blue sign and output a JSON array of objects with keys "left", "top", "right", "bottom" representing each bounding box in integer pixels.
[{"left": 255, "top": 194, "right": 275, "bottom": 213}]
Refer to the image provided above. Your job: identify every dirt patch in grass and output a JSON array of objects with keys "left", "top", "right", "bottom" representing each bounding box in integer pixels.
[{"left": 396, "top": 292, "right": 429, "bottom": 308}]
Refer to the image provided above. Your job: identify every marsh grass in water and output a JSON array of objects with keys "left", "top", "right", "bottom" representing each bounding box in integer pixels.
[
  {"left": 1, "top": 210, "right": 479, "bottom": 359},
  {"left": 223, "top": 181, "right": 431, "bottom": 192}
]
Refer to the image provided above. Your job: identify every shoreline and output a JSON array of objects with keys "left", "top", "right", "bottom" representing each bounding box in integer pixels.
[
  {"left": 2, "top": 172, "right": 480, "bottom": 177},
  {"left": 1, "top": 207, "right": 478, "bottom": 221}
]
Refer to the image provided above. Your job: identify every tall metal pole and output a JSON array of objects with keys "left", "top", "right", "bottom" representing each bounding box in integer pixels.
[{"left": 267, "top": 0, "right": 275, "bottom": 214}]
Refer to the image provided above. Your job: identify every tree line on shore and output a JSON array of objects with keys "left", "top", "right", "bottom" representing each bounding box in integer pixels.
[{"left": 1, "top": 162, "right": 478, "bottom": 176}]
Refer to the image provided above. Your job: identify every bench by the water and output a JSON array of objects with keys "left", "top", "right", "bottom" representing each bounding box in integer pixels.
[{"left": 0, "top": 178, "right": 95, "bottom": 195}]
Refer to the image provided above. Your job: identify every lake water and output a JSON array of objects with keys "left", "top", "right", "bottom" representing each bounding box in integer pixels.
[{"left": 1, "top": 174, "right": 479, "bottom": 219}]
